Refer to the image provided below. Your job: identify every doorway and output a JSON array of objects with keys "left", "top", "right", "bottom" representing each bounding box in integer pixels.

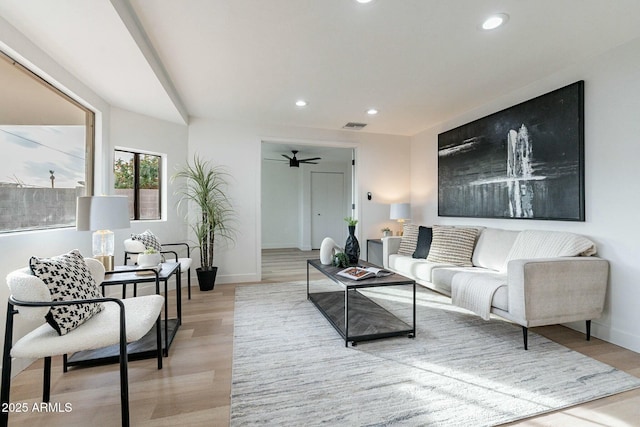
[
  {"left": 261, "top": 142, "right": 355, "bottom": 260},
  {"left": 311, "top": 171, "right": 345, "bottom": 249}
]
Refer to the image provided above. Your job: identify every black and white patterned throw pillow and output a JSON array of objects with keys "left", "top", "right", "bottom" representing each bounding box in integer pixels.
[
  {"left": 131, "top": 229, "right": 162, "bottom": 252},
  {"left": 29, "top": 250, "right": 104, "bottom": 335}
]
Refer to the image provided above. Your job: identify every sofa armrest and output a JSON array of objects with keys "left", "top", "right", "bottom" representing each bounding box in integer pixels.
[
  {"left": 506, "top": 257, "right": 609, "bottom": 327},
  {"left": 381, "top": 236, "right": 402, "bottom": 269}
]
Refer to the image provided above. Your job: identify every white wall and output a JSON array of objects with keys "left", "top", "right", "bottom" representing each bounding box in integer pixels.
[
  {"left": 411, "top": 37, "right": 640, "bottom": 353},
  {"left": 188, "top": 118, "right": 411, "bottom": 282},
  {"left": 261, "top": 160, "right": 302, "bottom": 249}
]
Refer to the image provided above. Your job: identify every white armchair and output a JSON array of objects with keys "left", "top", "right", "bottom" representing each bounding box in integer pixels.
[
  {"left": 124, "top": 238, "right": 194, "bottom": 299},
  {"left": 1, "top": 257, "right": 164, "bottom": 427}
]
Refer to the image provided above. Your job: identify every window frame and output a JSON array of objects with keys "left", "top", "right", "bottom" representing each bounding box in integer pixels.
[
  {"left": 114, "top": 148, "right": 163, "bottom": 221},
  {"left": 0, "top": 50, "right": 95, "bottom": 234}
]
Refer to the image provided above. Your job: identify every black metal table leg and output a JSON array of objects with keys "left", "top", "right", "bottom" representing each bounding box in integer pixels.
[{"left": 344, "top": 288, "right": 349, "bottom": 347}]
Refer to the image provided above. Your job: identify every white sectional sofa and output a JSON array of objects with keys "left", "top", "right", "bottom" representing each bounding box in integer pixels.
[{"left": 382, "top": 225, "right": 609, "bottom": 349}]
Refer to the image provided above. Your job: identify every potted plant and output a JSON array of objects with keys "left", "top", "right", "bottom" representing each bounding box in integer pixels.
[
  {"left": 172, "top": 155, "right": 235, "bottom": 291},
  {"left": 137, "top": 248, "right": 161, "bottom": 268},
  {"left": 381, "top": 227, "right": 392, "bottom": 237}
]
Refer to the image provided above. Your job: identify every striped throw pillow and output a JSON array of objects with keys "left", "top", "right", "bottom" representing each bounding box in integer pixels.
[
  {"left": 426, "top": 226, "right": 478, "bottom": 266},
  {"left": 397, "top": 224, "right": 420, "bottom": 256}
]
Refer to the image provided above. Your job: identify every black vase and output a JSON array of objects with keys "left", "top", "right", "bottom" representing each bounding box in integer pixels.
[
  {"left": 196, "top": 266, "right": 218, "bottom": 291},
  {"left": 344, "top": 225, "right": 360, "bottom": 265}
]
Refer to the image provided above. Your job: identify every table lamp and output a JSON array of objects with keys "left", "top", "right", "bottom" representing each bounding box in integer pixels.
[
  {"left": 76, "top": 196, "right": 130, "bottom": 270},
  {"left": 390, "top": 203, "right": 411, "bottom": 234}
]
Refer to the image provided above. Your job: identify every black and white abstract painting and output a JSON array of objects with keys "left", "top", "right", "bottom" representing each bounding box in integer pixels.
[{"left": 438, "top": 81, "right": 585, "bottom": 221}]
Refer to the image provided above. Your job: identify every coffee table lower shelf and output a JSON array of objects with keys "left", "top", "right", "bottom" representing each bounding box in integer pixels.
[
  {"left": 308, "top": 290, "right": 414, "bottom": 346},
  {"left": 65, "top": 319, "right": 179, "bottom": 368}
]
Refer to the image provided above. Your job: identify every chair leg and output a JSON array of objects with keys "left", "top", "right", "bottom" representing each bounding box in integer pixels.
[
  {"left": 118, "top": 308, "right": 130, "bottom": 427},
  {"left": 63, "top": 354, "right": 68, "bottom": 373},
  {"left": 522, "top": 326, "right": 528, "bottom": 350},
  {"left": 133, "top": 283, "right": 137, "bottom": 298},
  {"left": 586, "top": 320, "right": 592, "bottom": 341},
  {"left": 156, "top": 314, "right": 162, "bottom": 370},
  {"left": 43, "top": 356, "right": 51, "bottom": 402},
  {"left": 187, "top": 268, "right": 191, "bottom": 300},
  {"left": 1, "top": 304, "right": 15, "bottom": 427}
]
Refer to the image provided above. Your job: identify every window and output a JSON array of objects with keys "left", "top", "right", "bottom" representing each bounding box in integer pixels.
[
  {"left": 0, "top": 51, "right": 94, "bottom": 233},
  {"left": 114, "top": 149, "right": 161, "bottom": 220}
]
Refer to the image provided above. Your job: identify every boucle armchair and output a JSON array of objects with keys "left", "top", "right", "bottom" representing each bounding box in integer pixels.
[
  {"left": 1, "top": 256, "right": 164, "bottom": 427},
  {"left": 124, "top": 229, "right": 193, "bottom": 299}
]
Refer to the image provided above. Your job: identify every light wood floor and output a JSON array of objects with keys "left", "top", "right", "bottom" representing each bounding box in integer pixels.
[{"left": 5, "top": 248, "right": 640, "bottom": 426}]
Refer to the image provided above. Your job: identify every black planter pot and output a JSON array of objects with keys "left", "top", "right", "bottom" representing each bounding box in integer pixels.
[
  {"left": 196, "top": 266, "right": 218, "bottom": 291},
  {"left": 344, "top": 225, "right": 360, "bottom": 265}
]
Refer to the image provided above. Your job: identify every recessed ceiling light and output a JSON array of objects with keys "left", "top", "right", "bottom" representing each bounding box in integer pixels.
[
  {"left": 355, "top": 0, "right": 375, "bottom": 4},
  {"left": 482, "top": 13, "right": 509, "bottom": 30},
  {"left": 366, "top": 108, "right": 378, "bottom": 115},
  {"left": 295, "top": 100, "right": 307, "bottom": 107}
]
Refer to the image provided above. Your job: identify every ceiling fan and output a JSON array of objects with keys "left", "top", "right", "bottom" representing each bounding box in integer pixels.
[{"left": 282, "top": 150, "right": 321, "bottom": 167}]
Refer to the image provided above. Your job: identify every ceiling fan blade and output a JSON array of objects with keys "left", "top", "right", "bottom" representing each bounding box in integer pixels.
[
  {"left": 299, "top": 157, "right": 321, "bottom": 162},
  {"left": 282, "top": 154, "right": 293, "bottom": 160},
  {"left": 300, "top": 161, "right": 319, "bottom": 164}
]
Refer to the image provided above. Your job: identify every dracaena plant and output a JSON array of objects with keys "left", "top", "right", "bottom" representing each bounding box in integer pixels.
[{"left": 172, "top": 155, "right": 235, "bottom": 270}]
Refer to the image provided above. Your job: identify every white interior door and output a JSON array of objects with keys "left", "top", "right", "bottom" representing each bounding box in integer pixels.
[{"left": 311, "top": 172, "right": 345, "bottom": 249}]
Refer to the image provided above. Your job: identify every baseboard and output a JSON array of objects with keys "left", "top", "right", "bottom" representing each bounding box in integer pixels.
[
  {"left": 262, "top": 243, "right": 299, "bottom": 249},
  {"left": 215, "top": 273, "right": 261, "bottom": 284}
]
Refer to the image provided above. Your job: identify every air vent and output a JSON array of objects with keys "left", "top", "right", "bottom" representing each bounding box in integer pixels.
[{"left": 343, "top": 122, "right": 367, "bottom": 130}]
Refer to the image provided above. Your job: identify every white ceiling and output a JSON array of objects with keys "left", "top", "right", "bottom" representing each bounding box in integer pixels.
[{"left": 2, "top": 0, "right": 640, "bottom": 136}]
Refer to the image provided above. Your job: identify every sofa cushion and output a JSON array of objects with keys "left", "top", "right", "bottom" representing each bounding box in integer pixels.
[
  {"left": 431, "top": 266, "right": 481, "bottom": 294},
  {"left": 388, "top": 254, "right": 450, "bottom": 283},
  {"left": 426, "top": 226, "right": 478, "bottom": 267},
  {"left": 412, "top": 226, "right": 432, "bottom": 259},
  {"left": 397, "top": 224, "right": 420, "bottom": 256},
  {"left": 472, "top": 228, "right": 520, "bottom": 272}
]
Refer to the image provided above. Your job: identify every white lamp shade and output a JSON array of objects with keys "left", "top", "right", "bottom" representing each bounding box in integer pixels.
[
  {"left": 76, "top": 196, "right": 131, "bottom": 231},
  {"left": 390, "top": 203, "right": 411, "bottom": 221}
]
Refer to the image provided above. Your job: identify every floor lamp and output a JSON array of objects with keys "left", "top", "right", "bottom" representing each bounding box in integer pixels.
[{"left": 76, "top": 196, "right": 131, "bottom": 270}]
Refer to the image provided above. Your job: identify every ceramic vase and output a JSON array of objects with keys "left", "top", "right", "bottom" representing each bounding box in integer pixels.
[
  {"left": 137, "top": 252, "right": 161, "bottom": 267},
  {"left": 344, "top": 225, "right": 360, "bottom": 265}
]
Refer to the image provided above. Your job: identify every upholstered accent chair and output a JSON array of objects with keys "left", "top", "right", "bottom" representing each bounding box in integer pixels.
[
  {"left": 124, "top": 231, "right": 193, "bottom": 299},
  {"left": 1, "top": 256, "right": 164, "bottom": 427}
]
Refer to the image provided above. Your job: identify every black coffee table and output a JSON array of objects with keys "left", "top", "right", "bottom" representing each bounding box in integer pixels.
[{"left": 307, "top": 259, "right": 416, "bottom": 347}]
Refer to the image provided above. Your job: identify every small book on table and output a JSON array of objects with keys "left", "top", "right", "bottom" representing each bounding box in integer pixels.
[{"left": 337, "top": 266, "right": 392, "bottom": 281}]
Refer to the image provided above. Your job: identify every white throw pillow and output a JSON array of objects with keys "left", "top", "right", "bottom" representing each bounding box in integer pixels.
[
  {"left": 397, "top": 224, "right": 420, "bottom": 256},
  {"left": 131, "top": 229, "right": 162, "bottom": 252},
  {"left": 426, "top": 226, "right": 478, "bottom": 267},
  {"left": 29, "top": 250, "right": 104, "bottom": 335}
]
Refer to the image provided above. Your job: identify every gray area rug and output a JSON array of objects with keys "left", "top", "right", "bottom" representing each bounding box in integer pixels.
[{"left": 231, "top": 282, "right": 640, "bottom": 426}]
